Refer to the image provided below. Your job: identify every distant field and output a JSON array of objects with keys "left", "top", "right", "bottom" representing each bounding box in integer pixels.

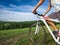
[{"left": 0, "top": 25, "right": 60, "bottom": 45}]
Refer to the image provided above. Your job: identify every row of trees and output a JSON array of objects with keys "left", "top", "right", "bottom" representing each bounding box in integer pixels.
[
  {"left": 0, "top": 21, "right": 59, "bottom": 30},
  {"left": 0, "top": 21, "right": 37, "bottom": 30}
]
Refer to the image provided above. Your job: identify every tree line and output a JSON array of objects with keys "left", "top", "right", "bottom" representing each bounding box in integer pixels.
[
  {"left": 0, "top": 21, "right": 37, "bottom": 30},
  {"left": 0, "top": 21, "right": 59, "bottom": 30}
]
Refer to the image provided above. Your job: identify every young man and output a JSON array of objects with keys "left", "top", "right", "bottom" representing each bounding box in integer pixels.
[{"left": 32, "top": 0, "right": 60, "bottom": 36}]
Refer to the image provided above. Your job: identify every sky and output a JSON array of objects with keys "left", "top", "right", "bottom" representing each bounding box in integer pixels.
[{"left": 0, "top": 0, "right": 54, "bottom": 22}]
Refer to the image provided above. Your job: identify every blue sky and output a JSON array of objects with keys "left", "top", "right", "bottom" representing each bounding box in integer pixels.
[{"left": 0, "top": 0, "right": 54, "bottom": 22}]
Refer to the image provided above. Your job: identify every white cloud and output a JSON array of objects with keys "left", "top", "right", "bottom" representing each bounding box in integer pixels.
[
  {"left": 9, "top": 4, "right": 34, "bottom": 12},
  {"left": 0, "top": 4, "right": 54, "bottom": 14},
  {"left": 0, "top": 4, "right": 34, "bottom": 12},
  {"left": 0, "top": 4, "right": 55, "bottom": 22},
  {"left": 0, "top": 9, "right": 39, "bottom": 22}
]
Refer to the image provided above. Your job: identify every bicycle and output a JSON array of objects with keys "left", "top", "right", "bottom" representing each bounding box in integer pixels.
[{"left": 28, "top": 13, "right": 60, "bottom": 45}]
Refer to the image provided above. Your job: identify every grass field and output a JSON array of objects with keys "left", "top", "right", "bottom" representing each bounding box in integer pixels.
[
  {"left": 0, "top": 25, "right": 60, "bottom": 45},
  {"left": 0, "top": 28, "right": 30, "bottom": 45}
]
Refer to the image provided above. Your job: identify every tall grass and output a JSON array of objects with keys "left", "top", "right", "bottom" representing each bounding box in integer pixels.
[{"left": 0, "top": 24, "right": 60, "bottom": 45}]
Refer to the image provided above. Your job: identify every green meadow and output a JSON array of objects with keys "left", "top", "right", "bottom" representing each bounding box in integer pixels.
[
  {"left": 0, "top": 21, "right": 60, "bottom": 45},
  {"left": 0, "top": 27, "right": 58, "bottom": 45}
]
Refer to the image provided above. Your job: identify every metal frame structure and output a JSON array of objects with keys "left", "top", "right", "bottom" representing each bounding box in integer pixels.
[{"left": 35, "top": 14, "right": 60, "bottom": 44}]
